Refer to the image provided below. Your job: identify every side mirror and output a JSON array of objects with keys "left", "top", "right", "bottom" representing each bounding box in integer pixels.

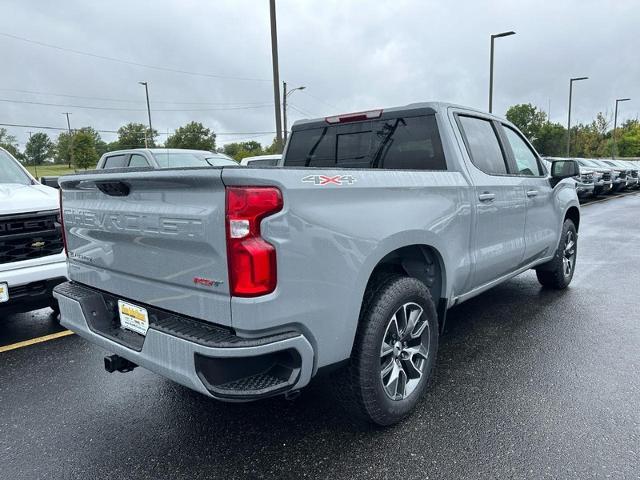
[{"left": 551, "top": 160, "right": 579, "bottom": 179}]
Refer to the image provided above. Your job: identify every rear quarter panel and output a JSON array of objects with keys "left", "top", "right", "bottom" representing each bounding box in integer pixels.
[{"left": 222, "top": 167, "right": 474, "bottom": 369}]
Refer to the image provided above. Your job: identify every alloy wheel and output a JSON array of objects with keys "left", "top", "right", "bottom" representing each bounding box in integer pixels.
[
  {"left": 380, "top": 302, "right": 430, "bottom": 400},
  {"left": 563, "top": 230, "right": 576, "bottom": 277}
]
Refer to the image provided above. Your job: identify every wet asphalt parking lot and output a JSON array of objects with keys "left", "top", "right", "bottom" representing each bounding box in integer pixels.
[{"left": 1, "top": 192, "right": 639, "bottom": 480}]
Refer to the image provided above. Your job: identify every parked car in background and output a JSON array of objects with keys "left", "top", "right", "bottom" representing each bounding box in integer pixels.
[
  {"left": 39, "top": 176, "right": 60, "bottom": 189},
  {"left": 97, "top": 149, "right": 239, "bottom": 169},
  {"left": 612, "top": 160, "right": 640, "bottom": 189},
  {"left": 55, "top": 102, "right": 581, "bottom": 426},
  {"left": 544, "top": 157, "right": 593, "bottom": 198},
  {"left": 239, "top": 154, "right": 282, "bottom": 166},
  {"left": 588, "top": 159, "right": 627, "bottom": 192},
  {"left": 576, "top": 159, "right": 613, "bottom": 195},
  {"left": 0, "top": 147, "right": 67, "bottom": 316}
]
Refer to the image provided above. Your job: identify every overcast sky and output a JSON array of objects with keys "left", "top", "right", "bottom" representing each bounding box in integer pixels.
[{"left": 1, "top": 0, "right": 638, "bottom": 150}]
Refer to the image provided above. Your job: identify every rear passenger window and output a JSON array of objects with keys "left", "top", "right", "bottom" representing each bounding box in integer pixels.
[
  {"left": 128, "top": 154, "right": 150, "bottom": 167},
  {"left": 102, "top": 154, "right": 126, "bottom": 169},
  {"left": 503, "top": 127, "right": 542, "bottom": 176},
  {"left": 284, "top": 115, "right": 446, "bottom": 170},
  {"left": 458, "top": 116, "right": 508, "bottom": 175}
]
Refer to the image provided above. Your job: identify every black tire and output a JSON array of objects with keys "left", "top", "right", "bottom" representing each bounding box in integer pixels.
[
  {"left": 335, "top": 275, "right": 439, "bottom": 426},
  {"left": 535, "top": 219, "right": 577, "bottom": 289}
]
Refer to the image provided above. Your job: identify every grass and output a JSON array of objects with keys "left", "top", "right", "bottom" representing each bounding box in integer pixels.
[{"left": 25, "top": 164, "right": 96, "bottom": 178}]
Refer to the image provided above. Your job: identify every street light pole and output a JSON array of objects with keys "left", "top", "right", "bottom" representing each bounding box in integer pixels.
[
  {"left": 612, "top": 98, "right": 631, "bottom": 158},
  {"left": 62, "top": 112, "right": 73, "bottom": 168},
  {"left": 269, "top": 0, "right": 283, "bottom": 151},
  {"left": 488, "top": 31, "right": 515, "bottom": 113},
  {"left": 139, "top": 82, "right": 153, "bottom": 148},
  {"left": 282, "top": 82, "right": 305, "bottom": 143},
  {"left": 566, "top": 76, "right": 588, "bottom": 157}
]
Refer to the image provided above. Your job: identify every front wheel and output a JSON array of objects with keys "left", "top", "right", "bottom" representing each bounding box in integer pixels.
[
  {"left": 535, "top": 219, "right": 577, "bottom": 289},
  {"left": 336, "top": 275, "right": 439, "bottom": 426}
]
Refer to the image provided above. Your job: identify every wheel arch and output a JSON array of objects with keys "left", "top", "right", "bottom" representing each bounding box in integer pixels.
[
  {"left": 564, "top": 205, "right": 580, "bottom": 231},
  {"left": 361, "top": 243, "right": 448, "bottom": 334}
]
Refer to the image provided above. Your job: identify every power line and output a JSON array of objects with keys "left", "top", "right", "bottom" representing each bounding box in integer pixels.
[
  {"left": 0, "top": 121, "right": 275, "bottom": 136},
  {"left": 0, "top": 31, "right": 271, "bottom": 83},
  {"left": 288, "top": 103, "right": 316, "bottom": 117},
  {"left": 0, "top": 87, "right": 271, "bottom": 106},
  {"left": 0, "top": 97, "right": 273, "bottom": 112},
  {"left": 299, "top": 90, "right": 339, "bottom": 110}
]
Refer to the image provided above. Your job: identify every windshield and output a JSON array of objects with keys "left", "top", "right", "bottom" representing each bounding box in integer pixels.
[
  {"left": 151, "top": 151, "right": 212, "bottom": 168},
  {"left": 0, "top": 150, "right": 32, "bottom": 185},
  {"left": 205, "top": 156, "right": 239, "bottom": 167}
]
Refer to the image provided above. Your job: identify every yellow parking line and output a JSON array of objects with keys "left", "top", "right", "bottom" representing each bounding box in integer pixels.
[{"left": 0, "top": 330, "right": 75, "bottom": 353}]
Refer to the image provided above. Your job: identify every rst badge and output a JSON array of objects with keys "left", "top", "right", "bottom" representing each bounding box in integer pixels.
[{"left": 302, "top": 174, "right": 356, "bottom": 186}]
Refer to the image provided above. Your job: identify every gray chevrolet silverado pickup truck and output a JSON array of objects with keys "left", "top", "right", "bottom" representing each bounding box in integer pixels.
[{"left": 54, "top": 102, "right": 580, "bottom": 425}]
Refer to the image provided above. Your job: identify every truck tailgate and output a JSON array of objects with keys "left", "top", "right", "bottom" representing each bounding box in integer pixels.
[{"left": 59, "top": 168, "right": 230, "bottom": 325}]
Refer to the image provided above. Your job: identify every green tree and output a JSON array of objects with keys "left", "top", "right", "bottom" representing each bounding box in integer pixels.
[
  {"left": 263, "top": 137, "right": 281, "bottom": 155},
  {"left": 505, "top": 103, "right": 547, "bottom": 142},
  {"left": 55, "top": 127, "right": 106, "bottom": 166},
  {"left": 78, "top": 127, "right": 107, "bottom": 157},
  {"left": 616, "top": 120, "right": 640, "bottom": 157},
  {"left": 533, "top": 122, "right": 566, "bottom": 156},
  {"left": 117, "top": 123, "right": 157, "bottom": 149},
  {"left": 25, "top": 132, "right": 53, "bottom": 166},
  {"left": 71, "top": 130, "right": 99, "bottom": 169},
  {"left": 54, "top": 131, "right": 73, "bottom": 166},
  {"left": 0, "top": 128, "right": 20, "bottom": 158},
  {"left": 165, "top": 122, "right": 216, "bottom": 150},
  {"left": 221, "top": 141, "right": 264, "bottom": 160}
]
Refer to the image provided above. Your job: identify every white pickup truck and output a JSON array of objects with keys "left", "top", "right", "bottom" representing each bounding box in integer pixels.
[{"left": 0, "top": 147, "right": 67, "bottom": 316}]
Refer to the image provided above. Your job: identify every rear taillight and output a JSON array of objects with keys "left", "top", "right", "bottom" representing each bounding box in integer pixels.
[
  {"left": 225, "top": 186, "right": 283, "bottom": 297},
  {"left": 59, "top": 189, "right": 68, "bottom": 257}
]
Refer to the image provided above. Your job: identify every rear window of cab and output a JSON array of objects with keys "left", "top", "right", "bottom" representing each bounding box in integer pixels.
[{"left": 284, "top": 115, "right": 447, "bottom": 171}]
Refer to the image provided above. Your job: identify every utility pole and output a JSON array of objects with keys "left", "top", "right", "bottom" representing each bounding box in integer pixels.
[
  {"left": 62, "top": 112, "right": 73, "bottom": 168},
  {"left": 612, "top": 98, "right": 631, "bottom": 159},
  {"left": 139, "top": 82, "right": 153, "bottom": 147},
  {"left": 27, "top": 131, "right": 38, "bottom": 178},
  {"left": 566, "top": 76, "right": 588, "bottom": 157},
  {"left": 269, "top": 0, "right": 283, "bottom": 151},
  {"left": 488, "top": 31, "right": 515, "bottom": 113},
  {"left": 282, "top": 82, "right": 305, "bottom": 143}
]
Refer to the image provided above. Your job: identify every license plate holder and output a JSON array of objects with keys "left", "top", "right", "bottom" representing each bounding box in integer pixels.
[{"left": 117, "top": 300, "right": 149, "bottom": 336}]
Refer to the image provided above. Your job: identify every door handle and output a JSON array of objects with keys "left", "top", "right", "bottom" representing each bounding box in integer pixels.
[
  {"left": 478, "top": 192, "right": 496, "bottom": 202},
  {"left": 526, "top": 190, "right": 539, "bottom": 198}
]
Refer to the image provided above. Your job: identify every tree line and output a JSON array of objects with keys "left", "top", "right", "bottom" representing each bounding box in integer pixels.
[
  {"left": 0, "top": 121, "right": 279, "bottom": 170},
  {"left": 2, "top": 105, "right": 638, "bottom": 171},
  {"left": 506, "top": 103, "right": 640, "bottom": 158}
]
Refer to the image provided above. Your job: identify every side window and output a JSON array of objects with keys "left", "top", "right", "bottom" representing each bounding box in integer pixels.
[
  {"left": 102, "top": 154, "right": 126, "bottom": 169},
  {"left": 503, "top": 126, "right": 542, "bottom": 176},
  {"left": 128, "top": 154, "right": 150, "bottom": 168},
  {"left": 458, "top": 116, "right": 508, "bottom": 175}
]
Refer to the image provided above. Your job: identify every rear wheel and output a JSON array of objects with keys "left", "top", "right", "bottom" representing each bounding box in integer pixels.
[
  {"left": 536, "top": 219, "right": 577, "bottom": 289},
  {"left": 336, "top": 275, "right": 438, "bottom": 426}
]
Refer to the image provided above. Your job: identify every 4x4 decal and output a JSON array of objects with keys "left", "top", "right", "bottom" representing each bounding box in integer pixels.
[{"left": 302, "top": 174, "right": 356, "bottom": 186}]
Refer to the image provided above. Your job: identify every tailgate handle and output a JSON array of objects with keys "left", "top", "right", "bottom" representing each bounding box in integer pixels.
[{"left": 96, "top": 181, "right": 130, "bottom": 197}]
